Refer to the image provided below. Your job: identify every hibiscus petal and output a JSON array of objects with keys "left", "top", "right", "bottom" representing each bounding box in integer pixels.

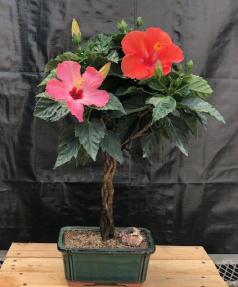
[
  {"left": 82, "top": 67, "right": 104, "bottom": 90},
  {"left": 121, "top": 54, "right": 153, "bottom": 80},
  {"left": 122, "top": 31, "right": 149, "bottom": 57},
  {"left": 145, "top": 27, "right": 172, "bottom": 49},
  {"left": 46, "top": 79, "right": 69, "bottom": 101},
  {"left": 81, "top": 90, "right": 110, "bottom": 107},
  {"left": 66, "top": 99, "right": 84, "bottom": 122},
  {"left": 159, "top": 43, "right": 184, "bottom": 63},
  {"left": 57, "top": 61, "right": 82, "bottom": 87}
]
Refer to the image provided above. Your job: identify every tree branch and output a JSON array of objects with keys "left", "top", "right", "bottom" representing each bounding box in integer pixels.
[{"left": 122, "top": 122, "right": 152, "bottom": 147}]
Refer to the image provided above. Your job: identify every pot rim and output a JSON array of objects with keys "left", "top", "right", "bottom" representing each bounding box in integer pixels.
[{"left": 57, "top": 226, "right": 155, "bottom": 255}]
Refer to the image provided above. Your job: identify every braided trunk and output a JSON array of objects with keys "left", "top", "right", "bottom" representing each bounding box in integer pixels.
[{"left": 100, "top": 154, "right": 117, "bottom": 241}]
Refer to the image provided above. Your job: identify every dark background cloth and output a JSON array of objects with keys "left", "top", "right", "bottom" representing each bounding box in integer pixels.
[{"left": 0, "top": 0, "right": 237, "bottom": 253}]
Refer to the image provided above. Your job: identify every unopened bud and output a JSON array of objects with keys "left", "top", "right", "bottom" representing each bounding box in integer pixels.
[
  {"left": 135, "top": 16, "right": 143, "bottom": 28},
  {"left": 155, "top": 61, "right": 163, "bottom": 78},
  {"left": 99, "top": 62, "right": 111, "bottom": 78},
  {"left": 187, "top": 60, "right": 194, "bottom": 71},
  {"left": 72, "top": 18, "right": 81, "bottom": 45},
  {"left": 117, "top": 19, "right": 129, "bottom": 33}
]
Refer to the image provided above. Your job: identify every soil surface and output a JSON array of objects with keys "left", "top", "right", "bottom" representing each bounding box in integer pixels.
[{"left": 64, "top": 228, "right": 149, "bottom": 249}]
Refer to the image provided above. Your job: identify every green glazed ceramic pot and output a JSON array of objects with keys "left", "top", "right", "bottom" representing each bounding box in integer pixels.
[{"left": 58, "top": 226, "right": 155, "bottom": 284}]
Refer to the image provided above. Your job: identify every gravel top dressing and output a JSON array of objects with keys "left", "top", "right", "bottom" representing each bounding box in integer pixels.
[{"left": 64, "top": 228, "right": 148, "bottom": 249}]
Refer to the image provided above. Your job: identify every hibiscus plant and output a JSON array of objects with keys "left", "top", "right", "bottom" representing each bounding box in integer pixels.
[{"left": 34, "top": 18, "right": 225, "bottom": 241}]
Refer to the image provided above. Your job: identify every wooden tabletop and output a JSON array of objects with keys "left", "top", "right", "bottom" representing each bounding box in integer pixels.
[{"left": 0, "top": 243, "right": 228, "bottom": 287}]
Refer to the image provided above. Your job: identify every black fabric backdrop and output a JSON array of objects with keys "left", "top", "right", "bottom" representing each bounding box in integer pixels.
[{"left": 0, "top": 0, "right": 237, "bottom": 253}]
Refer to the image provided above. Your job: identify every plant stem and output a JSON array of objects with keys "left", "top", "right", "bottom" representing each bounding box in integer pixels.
[
  {"left": 122, "top": 122, "right": 152, "bottom": 147},
  {"left": 100, "top": 153, "right": 117, "bottom": 241}
]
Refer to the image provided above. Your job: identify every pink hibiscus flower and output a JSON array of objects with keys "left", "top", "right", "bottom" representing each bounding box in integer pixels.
[{"left": 46, "top": 61, "right": 110, "bottom": 122}]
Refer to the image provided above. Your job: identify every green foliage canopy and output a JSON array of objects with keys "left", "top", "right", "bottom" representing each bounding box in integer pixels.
[{"left": 34, "top": 20, "right": 225, "bottom": 168}]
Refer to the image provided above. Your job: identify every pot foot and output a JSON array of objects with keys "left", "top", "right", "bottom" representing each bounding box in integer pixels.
[
  {"left": 68, "top": 282, "right": 142, "bottom": 287},
  {"left": 69, "top": 283, "right": 96, "bottom": 287},
  {"left": 117, "top": 284, "right": 142, "bottom": 287}
]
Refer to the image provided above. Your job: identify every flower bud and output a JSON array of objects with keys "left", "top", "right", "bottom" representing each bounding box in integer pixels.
[
  {"left": 117, "top": 19, "right": 129, "bottom": 33},
  {"left": 187, "top": 60, "right": 194, "bottom": 71},
  {"left": 135, "top": 16, "right": 143, "bottom": 28},
  {"left": 99, "top": 62, "right": 111, "bottom": 78},
  {"left": 155, "top": 61, "right": 163, "bottom": 78},
  {"left": 72, "top": 18, "right": 81, "bottom": 45}
]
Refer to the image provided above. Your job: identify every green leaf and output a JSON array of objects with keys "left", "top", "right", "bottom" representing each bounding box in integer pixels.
[
  {"left": 76, "top": 146, "right": 92, "bottom": 167},
  {"left": 181, "top": 97, "right": 225, "bottom": 123},
  {"left": 146, "top": 96, "right": 176, "bottom": 122},
  {"left": 45, "top": 52, "right": 80, "bottom": 72},
  {"left": 141, "top": 130, "right": 159, "bottom": 158},
  {"left": 107, "top": 50, "right": 119, "bottom": 63},
  {"left": 35, "top": 92, "right": 51, "bottom": 98},
  {"left": 45, "top": 60, "right": 59, "bottom": 73},
  {"left": 55, "top": 51, "right": 80, "bottom": 61},
  {"left": 54, "top": 126, "right": 80, "bottom": 168},
  {"left": 34, "top": 97, "right": 69, "bottom": 122},
  {"left": 111, "top": 89, "right": 151, "bottom": 118},
  {"left": 125, "top": 106, "right": 149, "bottom": 115},
  {"left": 196, "top": 112, "right": 208, "bottom": 126},
  {"left": 75, "top": 119, "right": 105, "bottom": 161},
  {"left": 95, "top": 93, "right": 126, "bottom": 114},
  {"left": 147, "top": 77, "right": 167, "bottom": 91},
  {"left": 187, "top": 75, "right": 213, "bottom": 97},
  {"left": 87, "top": 34, "right": 112, "bottom": 55},
  {"left": 161, "top": 116, "right": 189, "bottom": 156},
  {"left": 38, "top": 69, "right": 56, "bottom": 87},
  {"left": 116, "top": 86, "right": 156, "bottom": 97},
  {"left": 180, "top": 111, "right": 198, "bottom": 135},
  {"left": 117, "top": 113, "right": 139, "bottom": 142},
  {"left": 101, "top": 131, "right": 124, "bottom": 164}
]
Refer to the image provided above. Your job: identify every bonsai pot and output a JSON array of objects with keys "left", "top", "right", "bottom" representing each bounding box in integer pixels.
[{"left": 57, "top": 226, "right": 155, "bottom": 284}]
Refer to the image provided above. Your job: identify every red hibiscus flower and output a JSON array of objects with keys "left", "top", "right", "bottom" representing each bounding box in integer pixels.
[
  {"left": 121, "top": 27, "right": 184, "bottom": 80},
  {"left": 46, "top": 61, "right": 110, "bottom": 122}
]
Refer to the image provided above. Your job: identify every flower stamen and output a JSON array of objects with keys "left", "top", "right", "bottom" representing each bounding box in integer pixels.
[
  {"left": 154, "top": 42, "right": 163, "bottom": 52},
  {"left": 69, "top": 87, "right": 84, "bottom": 100},
  {"left": 75, "top": 78, "right": 84, "bottom": 89}
]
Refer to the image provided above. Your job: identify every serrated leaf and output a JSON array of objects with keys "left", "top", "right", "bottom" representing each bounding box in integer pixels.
[
  {"left": 187, "top": 74, "right": 213, "bottom": 96},
  {"left": 95, "top": 93, "right": 126, "bottom": 114},
  {"left": 45, "top": 52, "right": 80, "bottom": 72},
  {"left": 141, "top": 130, "right": 159, "bottom": 158},
  {"left": 107, "top": 50, "right": 119, "bottom": 63},
  {"left": 38, "top": 69, "right": 56, "bottom": 87},
  {"left": 34, "top": 97, "right": 69, "bottom": 122},
  {"left": 147, "top": 96, "right": 176, "bottom": 122},
  {"left": 75, "top": 119, "right": 105, "bottom": 161},
  {"left": 54, "top": 126, "right": 80, "bottom": 168},
  {"left": 181, "top": 97, "right": 225, "bottom": 123},
  {"left": 161, "top": 116, "right": 189, "bottom": 156},
  {"left": 87, "top": 34, "right": 112, "bottom": 54},
  {"left": 35, "top": 92, "right": 51, "bottom": 98},
  {"left": 101, "top": 131, "right": 124, "bottom": 164}
]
